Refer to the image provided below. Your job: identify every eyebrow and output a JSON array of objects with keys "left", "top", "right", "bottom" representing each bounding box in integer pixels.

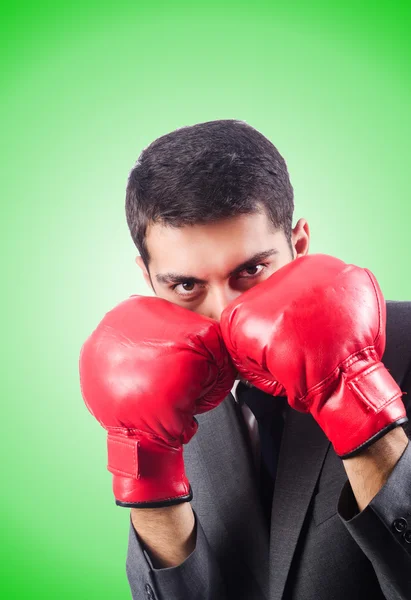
[{"left": 155, "top": 249, "right": 279, "bottom": 285}]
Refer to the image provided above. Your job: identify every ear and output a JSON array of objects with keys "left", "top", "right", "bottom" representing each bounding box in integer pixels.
[
  {"left": 135, "top": 256, "right": 155, "bottom": 291},
  {"left": 291, "top": 218, "right": 310, "bottom": 258}
]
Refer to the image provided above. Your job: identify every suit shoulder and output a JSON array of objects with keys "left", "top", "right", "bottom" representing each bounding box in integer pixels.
[
  {"left": 383, "top": 301, "right": 411, "bottom": 386},
  {"left": 386, "top": 300, "right": 411, "bottom": 325}
]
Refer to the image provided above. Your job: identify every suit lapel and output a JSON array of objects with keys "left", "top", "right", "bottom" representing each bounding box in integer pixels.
[
  {"left": 268, "top": 407, "right": 330, "bottom": 600},
  {"left": 188, "top": 393, "right": 271, "bottom": 599}
]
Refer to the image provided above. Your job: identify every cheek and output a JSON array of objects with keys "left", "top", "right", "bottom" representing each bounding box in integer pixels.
[
  {"left": 160, "top": 288, "right": 206, "bottom": 315},
  {"left": 234, "top": 279, "right": 261, "bottom": 293},
  {"left": 270, "top": 254, "right": 294, "bottom": 273},
  {"left": 150, "top": 284, "right": 168, "bottom": 301}
]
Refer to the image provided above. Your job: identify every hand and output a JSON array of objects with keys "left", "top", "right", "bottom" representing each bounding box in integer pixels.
[
  {"left": 79, "top": 295, "right": 235, "bottom": 507},
  {"left": 220, "top": 254, "right": 407, "bottom": 458}
]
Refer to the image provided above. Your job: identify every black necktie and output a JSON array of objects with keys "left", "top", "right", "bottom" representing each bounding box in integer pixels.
[{"left": 236, "top": 382, "right": 287, "bottom": 525}]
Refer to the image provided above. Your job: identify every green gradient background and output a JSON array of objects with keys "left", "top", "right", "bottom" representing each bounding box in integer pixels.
[{"left": 2, "top": 1, "right": 410, "bottom": 598}]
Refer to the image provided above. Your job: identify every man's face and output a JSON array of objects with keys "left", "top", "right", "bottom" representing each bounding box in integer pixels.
[{"left": 136, "top": 209, "right": 310, "bottom": 321}]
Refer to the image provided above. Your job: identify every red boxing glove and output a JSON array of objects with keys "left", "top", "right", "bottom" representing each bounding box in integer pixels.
[
  {"left": 221, "top": 254, "right": 407, "bottom": 458},
  {"left": 79, "top": 295, "right": 235, "bottom": 507}
]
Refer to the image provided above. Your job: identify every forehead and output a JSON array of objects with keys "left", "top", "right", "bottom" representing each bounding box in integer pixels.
[{"left": 146, "top": 211, "right": 286, "bottom": 277}]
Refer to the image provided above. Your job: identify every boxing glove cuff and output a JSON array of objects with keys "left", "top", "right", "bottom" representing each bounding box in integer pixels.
[
  {"left": 107, "top": 431, "right": 193, "bottom": 508},
  {"left": 309, "top": 362, "right": 408, "bottom": 458}
]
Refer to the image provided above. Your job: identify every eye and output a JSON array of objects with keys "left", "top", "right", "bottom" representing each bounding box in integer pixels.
[
  {"left": 237, "top": 264, "right": 267, "bottom": 278},
  {"left": 171, "top": 281, "right": 202, "bottom": 297}
]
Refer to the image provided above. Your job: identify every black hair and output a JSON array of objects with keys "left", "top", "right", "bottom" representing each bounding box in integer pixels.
[{"left": 125, "top": 119, "right": 294, "bottom": 266}]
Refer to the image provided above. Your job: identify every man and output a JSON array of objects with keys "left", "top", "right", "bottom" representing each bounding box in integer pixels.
[{"left": 79, "top": 120, "right": 411, "bottom": 600}]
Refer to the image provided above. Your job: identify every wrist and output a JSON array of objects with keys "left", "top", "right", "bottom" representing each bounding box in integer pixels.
[
  {"left": 131, "top": 502, "right": 196, "bottom": 568},
  {"left": 342, "top": 427, "right": 409, "bottom": 511}
]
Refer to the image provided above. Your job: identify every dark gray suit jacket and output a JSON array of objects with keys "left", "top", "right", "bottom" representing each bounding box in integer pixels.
[{"left": 126, "top": 301, "right": 411, "bottom": 600}]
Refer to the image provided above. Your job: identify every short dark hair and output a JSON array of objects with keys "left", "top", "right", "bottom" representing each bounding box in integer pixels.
[{"left": 125, "top": 119, "right": 294, "bottom": 266}]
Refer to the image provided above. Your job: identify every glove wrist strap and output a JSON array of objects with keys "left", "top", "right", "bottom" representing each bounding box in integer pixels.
[
  {"left": 107, "top": 432, "right": 192, "bottom": 507},
  {"left": 310, "top": 362, "right": 407, "bottom": 457}
]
